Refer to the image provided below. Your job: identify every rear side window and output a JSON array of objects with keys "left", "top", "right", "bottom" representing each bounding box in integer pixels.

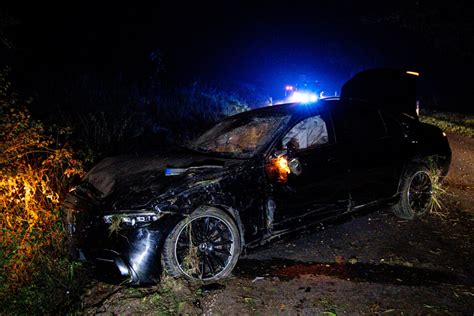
[{"left": 330, "top": 103, "right": 387, "bottom": 144}]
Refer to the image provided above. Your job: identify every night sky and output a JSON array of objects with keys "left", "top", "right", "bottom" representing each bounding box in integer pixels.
[{"left": 2, "top": 1, "right": 473, "bottom": 111}]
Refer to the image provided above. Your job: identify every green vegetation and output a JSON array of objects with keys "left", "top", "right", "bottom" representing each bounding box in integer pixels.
[
  {"left": 318, "top": 296, "right": 349, "bottom": 315},
  {"left": 0, "top": 67, "right": 87, "bottom": 314},
  {"left": 420, "top": 110, "right": 474, "bottom": 138},
  {"left": 0, "top": 258, "right": 89, "bottom": 314}
]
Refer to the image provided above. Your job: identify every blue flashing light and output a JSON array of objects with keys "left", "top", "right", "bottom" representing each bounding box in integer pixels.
[{"left": 288, "top": 91, "right": 318, "bottom": 104}]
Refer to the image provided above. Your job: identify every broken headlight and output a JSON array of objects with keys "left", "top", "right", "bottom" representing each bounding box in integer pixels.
[{"left": 103, "top": 212, "right": 161, "bottom": 227}]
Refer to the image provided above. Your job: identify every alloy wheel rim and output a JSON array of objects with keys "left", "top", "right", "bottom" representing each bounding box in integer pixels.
[
  {"left": 174, "top": 215, "right": 235, "bottom": 280},
  {"left": 407, "top": 171, "right": 433, "bottom": 215}
]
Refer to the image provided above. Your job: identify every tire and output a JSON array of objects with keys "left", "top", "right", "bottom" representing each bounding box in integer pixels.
[
  {"left": 391, "top": 164, "right": 433, "bottom": 220},
  {"left": 162, "top": 206, "right": 241, "bottom": 282}
]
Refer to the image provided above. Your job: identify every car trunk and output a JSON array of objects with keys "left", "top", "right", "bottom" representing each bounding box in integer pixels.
[{"left": 341, "top": 68, "right": 419, "bottom": 118}]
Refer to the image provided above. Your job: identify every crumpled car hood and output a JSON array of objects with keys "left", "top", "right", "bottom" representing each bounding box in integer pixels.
[{"left": 83, "top": 149, "right": 243, "bottom": 210}]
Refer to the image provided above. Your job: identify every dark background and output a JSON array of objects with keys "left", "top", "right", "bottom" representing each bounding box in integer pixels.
[{"left": 2, "top": 1, "right": 473, "bottom": 110}]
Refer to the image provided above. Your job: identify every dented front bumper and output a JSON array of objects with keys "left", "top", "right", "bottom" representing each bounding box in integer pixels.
[{"left": 64, "top": 189, "right": 182, "bottom": 284}]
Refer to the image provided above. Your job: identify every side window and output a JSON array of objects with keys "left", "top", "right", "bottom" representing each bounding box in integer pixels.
[
  {"left": 330, "top": 103, "right": 386, "bottom": 144},
  {"left": 282, "top": 115, "right": 329, "bottom": 151}
]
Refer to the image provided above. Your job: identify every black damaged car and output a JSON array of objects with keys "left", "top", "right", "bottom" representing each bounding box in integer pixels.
[{"left": 64, "top": 69, "right": 451, "bottom": 283}]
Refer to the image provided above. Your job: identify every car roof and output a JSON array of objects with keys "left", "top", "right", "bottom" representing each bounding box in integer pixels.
[{"left": 237, "top": 98, "right": 340, "bottom": 118}]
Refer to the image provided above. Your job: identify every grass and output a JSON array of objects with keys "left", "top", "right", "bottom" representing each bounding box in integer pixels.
[
  {"left": 108, "top": 215, "right": 123, "bottom": 236},
  {"left": 182, "top": 220, "right": 201, "bottom": 277},
  {"left": 0, "top": 256, "right": 90, "bottom": 315},
  {"left": 318, "top": 296, "right": 349, "bottom": 315},
  {"left": 152, "top": 274, "right": 194, "bottom": 315},
  {"left": 420, "top": 110, "right": 474, "bottom": 137},
  {"left": 426, "top": 157, "right": 451, "bottom": 218}
]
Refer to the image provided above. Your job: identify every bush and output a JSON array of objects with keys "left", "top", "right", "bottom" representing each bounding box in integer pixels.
[
  {"left": 72, "top": 110, "right": 148, "bottom": 164},
  {"left": 0, "top": 68, "right": 84, "bottom": 290}
]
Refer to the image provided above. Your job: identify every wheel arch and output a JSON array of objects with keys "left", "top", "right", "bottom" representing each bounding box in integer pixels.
[
  {"left": 397, "top": 153, "right": 448, "bottom": 194},
  {"left": 174, "top": 188, "right": 247, "bottom": 251},
  {"left": 164, "top": 200, "right": 246, "bottom": 251},
  {"left": 204, "top": 203, "right": 246, "bottom": 252}
]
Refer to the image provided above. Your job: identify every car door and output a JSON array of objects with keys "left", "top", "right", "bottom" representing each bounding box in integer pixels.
[
  {"left": 270, "top": 106, "right": 350, "bottom": 230},
  {"left": 329, "top": 101, "right": 401, "bottom": 206}
]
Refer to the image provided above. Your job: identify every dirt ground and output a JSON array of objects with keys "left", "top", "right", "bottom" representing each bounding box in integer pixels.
[{"left": 83, "top": 133, "right": 474, "bottom": 315}]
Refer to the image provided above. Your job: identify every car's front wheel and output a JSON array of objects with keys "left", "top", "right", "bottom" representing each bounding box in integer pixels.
[
  {"left": 391, "top": 164, "right": 434, "bottom": 219},
  {"left": 162, "top": 206, "right": 241, "bottom": 282}
]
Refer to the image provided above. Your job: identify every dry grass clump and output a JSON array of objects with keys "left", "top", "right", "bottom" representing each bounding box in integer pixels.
[
  {"left": 426, "top": 158, "right": 450, "bottom": 219},
  {"left": 181, "top": 222, "right": 201, "bottom": 276}
]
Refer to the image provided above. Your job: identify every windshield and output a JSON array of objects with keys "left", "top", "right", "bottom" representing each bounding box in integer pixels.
[{"left": 189, "top": 112, "right": 290, "bottom": 158}]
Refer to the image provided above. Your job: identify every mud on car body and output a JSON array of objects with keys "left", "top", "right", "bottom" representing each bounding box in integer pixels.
[{"left": 64, "top": 69, "right": 451, "bottom": 284}]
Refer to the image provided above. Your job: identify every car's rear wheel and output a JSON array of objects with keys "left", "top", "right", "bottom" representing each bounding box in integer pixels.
[
  {"left": 162, "top": 206, "right": 241, "bottom": 282},
  {"left": 391, "top": 164, "right": 433, "bottom": 219}
]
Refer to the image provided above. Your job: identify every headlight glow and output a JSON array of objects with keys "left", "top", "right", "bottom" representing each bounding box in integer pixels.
[{"left": 103, "top": 212, "right": 161, "bottom": 227}]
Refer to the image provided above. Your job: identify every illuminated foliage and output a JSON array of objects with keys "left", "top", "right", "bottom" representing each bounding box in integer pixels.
[{"left": 0, "top": 68, "right": 84, "bottom": 287}]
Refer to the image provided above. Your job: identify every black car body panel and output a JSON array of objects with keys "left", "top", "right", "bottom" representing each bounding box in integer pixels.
[
  {"left": 341, "top": 68, "right": 418, "bottom": 118},
  {"left": 64, "top": 70, "right": 452, "bottom": 284}
]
